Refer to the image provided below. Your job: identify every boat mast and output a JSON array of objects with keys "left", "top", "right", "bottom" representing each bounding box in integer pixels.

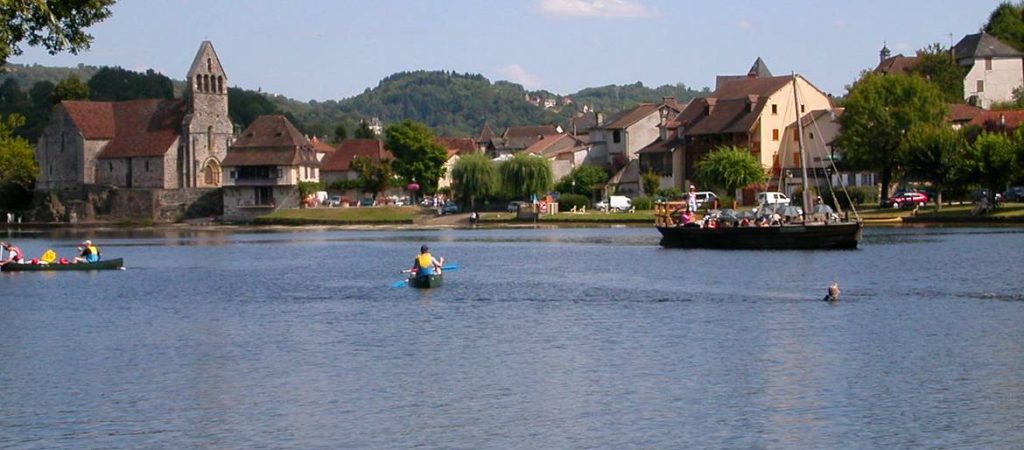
[{"left": 791, "top": 75, "right": 811, "bottom": 215}]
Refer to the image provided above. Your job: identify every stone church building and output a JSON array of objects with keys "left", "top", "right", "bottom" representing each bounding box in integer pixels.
[{"left": 36, "top": 41, "right": 232, "bottom": 191}]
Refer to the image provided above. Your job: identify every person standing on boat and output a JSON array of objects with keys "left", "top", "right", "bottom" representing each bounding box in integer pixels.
[
  {"left": 74, "top": 240, "right": 101, "bottom": 263},
  {"left": 687, "top": 185, "right": 698, "bottom": 213},
  {"left": 1, "top": 242, "right": 25, "bottom": 265},
  {"left": 412, "top": 245, "right": 444, "bottom": 277}
]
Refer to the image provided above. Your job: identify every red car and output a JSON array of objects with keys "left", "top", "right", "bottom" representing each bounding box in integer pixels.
[{"left": 891, "top": 191, "right": 929, "bottom": 208}]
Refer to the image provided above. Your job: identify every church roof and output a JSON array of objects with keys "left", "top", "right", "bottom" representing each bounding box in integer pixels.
[
  {"left": 320, "top": 138, "right": 392, "bottom": 172},
  {"left": 875, "top": 54, "right": 919, "bottom": 75},
  {"left": 222, "top": 115, "right": 319, "bottom": 167},
  {"left": 748, "top": 57, "right": 773, "bottom": 77},
  {"left": 61, "top": 99, "right": 187, "bottom": 159}
]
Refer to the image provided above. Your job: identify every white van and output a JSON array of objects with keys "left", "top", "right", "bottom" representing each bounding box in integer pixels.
[
  {"left": 756, "top": 192, "right": 791, "bottom": 206},
  {"left": 596, "top": 195, "right": 632, "bottom": 212}
]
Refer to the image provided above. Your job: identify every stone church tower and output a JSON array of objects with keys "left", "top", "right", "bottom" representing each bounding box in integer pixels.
[{"left": 181, "top": 41, "right": 232, "bottom": 188}]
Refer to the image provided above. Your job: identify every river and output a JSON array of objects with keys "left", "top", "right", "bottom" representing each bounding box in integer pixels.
[{"left": 2, "top": 226, "right": 1023, "bottom": 448}]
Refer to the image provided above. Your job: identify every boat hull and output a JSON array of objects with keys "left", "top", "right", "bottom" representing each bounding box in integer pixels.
[
  {"left": 1, "top": 258, "right": 124, "bottom": 272},
  {"left": 657, "top": 223, "right": 862, "bottom": 250},
  {"left": 409, "top": 273, "right": 443, "bottom": 288}
]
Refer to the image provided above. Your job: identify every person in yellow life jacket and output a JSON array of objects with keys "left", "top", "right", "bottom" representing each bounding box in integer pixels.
[
  {"left": 412, "top": 245, "right": 444, "bottom": 277},
  {"left": 1, "top": 241, "right": 25, "bottom": 265},
  {"left": 74, "top": 240, "right": 101, "bottom": 263}
]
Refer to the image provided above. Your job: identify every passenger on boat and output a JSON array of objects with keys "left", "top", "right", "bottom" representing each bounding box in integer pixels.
[
  {"left": 687, "top": 185, "right": 697, "bottom": 213},
  {"left": 74, "top": 240, "right": 101, "bottom": 263},
  {"left": 1, "top": 241, "right": 25, "bottom": 264},
  {"left": 412, "top": 245, "right": 444, "bottom": 276},
  {"left": 681, "top": 209, "right": 694, "bottom": 226}
]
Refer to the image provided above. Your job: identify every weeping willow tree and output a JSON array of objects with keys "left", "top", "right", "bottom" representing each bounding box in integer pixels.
[
  {"left": 451, "top": 152, "right": 498, "bottom": 210},
  {"left": 695, "top": 145, "right": 767, "bottom": 207},
  {"left": 500, "top": 153, "right": 553, "bottom": 201}
]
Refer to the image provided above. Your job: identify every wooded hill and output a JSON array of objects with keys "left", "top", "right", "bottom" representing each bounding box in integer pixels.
[{"left": 0, "top": 63, "right": 709, "bottom": 142}]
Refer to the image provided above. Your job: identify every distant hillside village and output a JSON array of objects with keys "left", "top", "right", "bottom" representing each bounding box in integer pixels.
[{"left": 20, "top": 27, "right": 1024, "bottom": 222}]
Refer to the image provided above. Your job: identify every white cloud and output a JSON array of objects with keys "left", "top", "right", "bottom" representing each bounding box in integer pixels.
[
  {"left": 498, "top": 64, "right": 542, "bottom": 89},
  {"left": 537, "top": 0, "right": 659, "bottom": 19}
]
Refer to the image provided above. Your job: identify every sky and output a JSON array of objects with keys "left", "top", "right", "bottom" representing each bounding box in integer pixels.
[{"left": 10, "top": 0, "right": 1010, "bottom": 102}]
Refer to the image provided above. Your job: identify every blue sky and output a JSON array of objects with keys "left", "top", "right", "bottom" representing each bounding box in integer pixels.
[{"left": 11, "top": 0, "right": 1008, "bottom": 101}]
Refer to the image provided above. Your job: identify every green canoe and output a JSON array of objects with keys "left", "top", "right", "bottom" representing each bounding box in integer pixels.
[
  {"left": 408, "top": 273, "right": 443, "bottom": 288},
  {"left": 1, "top": 258, "right": 124, "bottom": 272}
]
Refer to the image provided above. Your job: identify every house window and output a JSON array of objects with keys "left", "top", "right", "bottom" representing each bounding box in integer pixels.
[
  {"left": 230, "top": 170, "right": 237, "bottom": 179},
  {"left": 809, "top": 132, "right": 814, "bottom": 139},
  {"left": 985, "top": 57, "right": 992, "bottom": 70},
  {"left": 977, "top": 80, "right": 985, "bottom": 92},
  {"left": 254, "top": 186, "right": 274, "bottom": 206},
  {"left": 276, "top": 168, "right": 283, "bottom": 179},
  {"left": 801, "top": 104, "right": 806, "bottom": 113},
  {"left": 145, "top": 160, "right": 150, "bottom": 172},
  {"left": 793, "top": 129, "right": 800, "bottom": 142},
  {"left": 109, "top": 162, "right": 113, "bottom": 171},
  {"left": 613, "top": 130, "right": 621, "bottom": 143},
  {"left": 771, "top": 104, "right": 778, "bottom": 115},
  {"left": 772, "top": 129, "right": 779, "bottom": 141}
]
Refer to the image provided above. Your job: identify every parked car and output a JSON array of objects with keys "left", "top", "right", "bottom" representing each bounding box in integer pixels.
[
  {"left": 891, "top": 191, "right": 929, "bottom": 208},
  {"left": 1003, "top": 186, "right": 1024, "bottom": 202},
  {"left": 359, "top": 198, "right": 375, "bottom": 207},
  {"left": 693, "top": 191, "right": 718, "bottom": 208},
  {"left": 595, "top": 195, "right": 632, "bottom": 212},
  {"left": 507, "top": 201, "right": 527, "bottom": 212},
  {"left": 326, "top": 195, "right": 342, "bottom": 207},
  {"left": 441, "top": 202, "right": 460, "bottom": 215},
  {"left": 756, "top": 192, "right": 791, "bottom": 206}
]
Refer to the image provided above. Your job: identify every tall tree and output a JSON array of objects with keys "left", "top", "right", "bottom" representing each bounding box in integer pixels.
[
  {"left": 334, "top": 124, "right": 348, "bottom": 142},
  {"left": 350, "top": 155, "right": 393, "bottom": 200},
  {"left": 641, "top": 170, "right": 660, "bottom": 197},
  {"left": 384, "top": 120, "right": 447, "bottom": 194},
  {"left": 87, "top": 66, "right": 173, "bottom": 101},
  {"left": 969, "top": 132, "right": 1018, "bottom": 205},
  {"left": 901, "top": 125, "right": 968, "bottom": 209},
  {"left": 0, "top": 0, "right": 114, "bottom": 66},
  {"left": 984, "top": 1, "right": 1024, "bottom": 52},
  {"left": 694, "top": 145, "right": 767, "bottom": 208},
  {"left": 0, "top": 114, "right": 38, "bottom": 211},
  {"left": 910, "top": 43, "right": 965, "bottom": 103},
  {"left": 451, "top": 152, "right": 498, "bottom": 210},
  {"left": 52, "top": 75, "right": 89, "bottom": 103},
  {"left": 499, "top": 153, "right": 553, "bottom": 201},
  {"left": 354, "top": 120, "right": 376, "bottom": 139},
  {"left": 836, "top": 73, "right": 947, "bottom": 199},
  {"left": 554, "top": 164, "right": 609, "bottom": 197}
]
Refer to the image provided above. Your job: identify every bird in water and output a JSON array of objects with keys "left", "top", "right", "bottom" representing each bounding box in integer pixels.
[{"left": 823, "top": 281, "right": 840, "bottom": 302}]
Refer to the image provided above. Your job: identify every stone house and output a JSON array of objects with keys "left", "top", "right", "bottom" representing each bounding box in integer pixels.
[
  {"left": 35, "top": 41, "right": 232, "bottom": 192},
  {"left": 671, "top": 74, "right": 833, "bottom": 203},
  {"left": 954, "top": 32, "right": 1024, "bottom": 109},
  {"left": 221, "top": 115, "right": 320, "bottom": 222},
  {"left": 521, "top": 133, "right": 595, "bottom": 182},
  {"left": 588, "top": 98, "right": 684, "bottom": 193},
  {"left": 437, "top": 137, "right": 480, "bottom": 190}
]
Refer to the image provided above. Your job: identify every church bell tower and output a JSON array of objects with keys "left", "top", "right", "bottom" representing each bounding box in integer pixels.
[{"left": 181, "top": 41, "right": 232, "bottom": 188}]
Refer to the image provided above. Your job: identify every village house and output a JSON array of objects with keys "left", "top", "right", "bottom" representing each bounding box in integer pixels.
[
  {"left": 779, "top": 108, "right": 877, "bottom": 196},
  {"left": 35, "top": 41, "right": 232, "bottom": 193},
  {"left": 481, "top": 125, "right": 562, "bottom": 158},
  {"left": 436, "top": 137, "right": 480, "bottom": 190},
  {"left": 522, "top": 133, "right": 595, "bottom": 181},
  {"left": 319, "top": 138, "right": 393, "bottom": 203},
  {"left": 636, "top": 112, "right": 684, "bottom": 194},
  {"left": 589, "top": 98, "right": 685, "bottom": 193},
  {"left": 221, "top": 115, "right": 320, "bottom": 222},
  {"left": 671, "top": 74, "right": 833, "bottom": 204}
]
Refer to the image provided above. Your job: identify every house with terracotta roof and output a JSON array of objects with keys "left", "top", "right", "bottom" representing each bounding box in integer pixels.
[
  {"left": 483, "top": 125, "right": 562, "bottom": 158},
  {"left": 947, "top": 103, "right": 984, "bottom": 129},
  {"left": 221, "top": 115, "right": 320, "bottom": 222},
  {"left": 436, "top": 137, "right": 481, "bottom": 190},
  {"left": 875, "top": 44, "right": 920, "bottom": 76},
  {"left": 36, "top": 41, "right": 231, "bottom": 192},
  {"left": 671, "top": 74, "right": 832, "bottom": 203},
  {"left": 954, "top": 32, "right": 1024, "bottom": 108},
  {"left": 968, "top": 109, "right": 1024, "bottom": 132},
  {"left": 589, "top": 97, "right": 685, "bottom": 193},
  {"left": 319, "top": 138, "right": 393, "bottom": 202},
  {"left": 521, "top": 133, "right": 594, "bottom": 180}
]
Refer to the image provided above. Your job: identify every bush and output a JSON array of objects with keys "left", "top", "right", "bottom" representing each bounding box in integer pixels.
[
  {"left": 298, "top": 181, "right": 325, "bottom": 198},
  {"left": 631, "top": 196, "right": 655, "bottom": 210},
  {"left": 657, "top": 187, "right": 685, "bottom": 201},
  {"left": 557, "top": 193, "right": 589, "bottom": 210},
  {"left": 329, "top": 179, "right": 359, "bottom": 191}
]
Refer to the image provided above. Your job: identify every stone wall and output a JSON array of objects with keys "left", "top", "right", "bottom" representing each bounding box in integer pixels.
[
  {"left": 29, "top": 186, "right": 223, "bottom": 223},
  {"left": 223, "top": 185, "right": 299, "bottom": 223}
]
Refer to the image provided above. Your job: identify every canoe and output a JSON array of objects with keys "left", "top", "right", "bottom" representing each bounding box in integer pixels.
[
  {"left": 408, "top": 273, "right": 443, "bottom": 288},
  {"left": 1, "top": 258, "right": 124, "bottom": 272}
]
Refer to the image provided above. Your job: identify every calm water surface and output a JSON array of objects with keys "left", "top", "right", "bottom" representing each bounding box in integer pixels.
[{"left": 1, "top": 226, "right": 1023, "bottom": 448}]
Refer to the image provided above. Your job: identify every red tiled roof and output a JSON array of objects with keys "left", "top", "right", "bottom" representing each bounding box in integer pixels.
[
  {"left": 309, "top": 136, "right": 336, "bottom": 154},
  {"left": 875, "top": 55, "right": 919, "bottom": 75},
  {"left": 603, "top": 103, "right": 659, "bottom": 129},
  {"left": 503, "top": 125, "right": 560, "bottom": 139},
  {"left": 677, "top": 76, "right": 799, "bottom": 136},
  {"left": 969, "top": 109, "right": 1024, "bottom": 130},
  {"left": 320, "top": 138, "right": 392, "bottom": 172},
  {"left": 948, "top": 103, "right": 983, "bottom": 123},
  {"left": 437, "top": 137, "right": 478, "bottom": 158},
  {"left": 222, "top": 115, "right": 319, "bottom": 167},
  {"left": 81, "top": 99, "right": 188, "bottom": 159}
]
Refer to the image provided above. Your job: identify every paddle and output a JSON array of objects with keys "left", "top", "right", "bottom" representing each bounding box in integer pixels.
[
  {"left": 390, "top": 279, "right": 409, "bottom": 288},
  {"left": 399, "top": 264, "right": 459, "bottom": 274}
]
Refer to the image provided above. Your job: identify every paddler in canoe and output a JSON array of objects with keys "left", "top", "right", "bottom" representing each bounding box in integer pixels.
[
  {"left": 74, "top": 240, "right": 101, "bottom": 263},
  {"left": 411, "top": 244, "right": 444, "bottom": 278},
  {"left": 1, "top": 241, "right": 26, "bottom": 266}
]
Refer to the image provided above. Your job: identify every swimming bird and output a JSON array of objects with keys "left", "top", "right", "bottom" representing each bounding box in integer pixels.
[{"left": 823, "top": 281, "right": 840, "bottom": 302}]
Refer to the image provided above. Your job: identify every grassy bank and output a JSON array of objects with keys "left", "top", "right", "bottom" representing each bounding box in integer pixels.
[
  {"left": 480, "top": 211, "right": 655, "bottom": 223},
  {"left": 253, "top": 206, "right": 420, "bottom": 225}
]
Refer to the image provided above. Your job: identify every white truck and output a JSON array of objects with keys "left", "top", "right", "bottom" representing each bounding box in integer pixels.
[{"left": 596, "top": 195, "right": 633, "bottom": 212}]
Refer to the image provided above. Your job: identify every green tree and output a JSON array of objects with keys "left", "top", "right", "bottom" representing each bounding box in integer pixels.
[
  {"left": 351, "top": 155, "right": 393, "bottom": 200},
  {"left": 384, "top": 120, "right": 447, "bottom": 194},
  {"left": 87, "top": 66, "right": 173, "bottom": 101},
  {"left": 451, "top": 152, "right": 497, "bottom": 210},
  {"left": 354, "top": 120, "right": 376, "bottom": 138},
  {"left": 901, "top": 125, "right": 968, "bottom": 209},
  {"left": 0, "top": 114, "right": 38, "bottom": 211},
  {"left": 694, "top": 145, "right": 767, "bottom": 208},
  {"left": 969, "top": 132, "right": 1018, "bottom": 205},
  {"left": 641, "top": 170, "right": 660, "bottom": 196},
  {"left": 52, "top": 75, "right": 89, "bottom": 103},
  {"left": 836, "top": 73, "right": 947, "bottom": 198},
  {"left": 334, "top": 124, "right": 348, "bottom": 142},
  {"left": 910, "top": 43, "right": 965, "bottom": 103},
  {"left": 228, "top": 87, "right": 281, "bottom": 130},
  {"left": 554, "top": 164, "right": 609, "bottom": 197},
  {"left": 984, "top": 2, "right": 1024, "bottom": 52},
  {"left": 0, "top": 1, "right": 114, "bottom": 67},
  {"left": 499, "top": 152, "right": 553, "bottom": 201}
]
